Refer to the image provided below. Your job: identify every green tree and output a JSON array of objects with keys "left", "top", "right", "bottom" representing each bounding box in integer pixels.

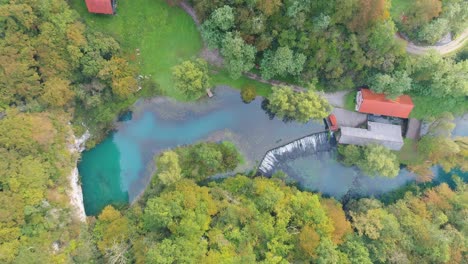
[
  {"left": 267, "top": 85, "right": 331, "bottom": 122},
  {"left": 410, "top": 52, "right": 468, "bottom": 98},
  {"left": 339, "top": 235, "right": 372, "bottom": 264},
  {"left": 112, "top": 76, "right": 138, "bottom": 98},
  {"left": 200, "top": 5, "right": 235, "bottom": 49},
  {"left": 0, "top": 33, "right": 41, "bottom": 108},
  {"left": 298, "top": 225, "right": 320, "bottom": 258},
  {"left": 156, "top": 151, "right": 182, "bottom": 185},
  {"left": 200, "top": 20, "right": 224, "bottom": 49},
  {"left": 347, "top": 0, "right": 389, "bottom": 32},
  {"left": 414, "top": 113, "right": 466, "bottom": 172},
  {"left": 368, "top": 20, "right": 399, "bottom": 54},
  {"left": 210, "top": 5, "right": 235, "bottom": 31},
  {"left": 40, "top": 77, "right": 75, "bottom": 107},
  {"left": 98, "top": 57, "right": 138, "bottom": 98},
  {"left": 256, "top": 0, "right": 282, "bottom": 16},
  {"left": 260, "top": 47, "right": 306, "bottom": 80},
  {"left": 241, "top": 85, "right": 257, "bottom": 103},
  {"left": 143, "top": 179, "right": 217, "bottom": 234},
  {"left": 418, "top": 18, "right": 450, "bottom": 44},
  {"left": 221, "top": 32, "right": 256, "bottom": 79},
  {"left": 338, "top": 145, "right": 362, "bottom": 166},
  {"left": 359, "top": 144, "right": 400, "bottom": 177},
  {"left": 94, "top": 205, "right": 130, "bottom": 254},
  {"left": 169, "top": 142, "right": 241, "bottom": 181},
  {"left": 322, "top": 199, "right": 352, "bottom": 244},
  {"left": 368, "top": 71, "right": 412, "bottom": 99},
  {"left": 172, "top": 59, "right": 210, "bottom": 100},
  {"left": 425, "top": 112, "right": 455, "bottom": 137},
  {"left": 286, "top": 0, "right": 312, "bottom": 17},
  {"left": 349, "top": 207, "right": 403, "bottom": 262},
  {"left": 339, "top": 144, "right": 400, "bottom": 177},
  {"left": 146, "top": 240, "right": 177, "bottom": 264},
  {"left": 442, "top": 1, "right": 468, "bottom": 35}
]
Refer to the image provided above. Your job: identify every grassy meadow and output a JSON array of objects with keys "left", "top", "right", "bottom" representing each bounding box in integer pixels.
[{"left": 70, "top": 0, "right": 203, "bottom": 100}]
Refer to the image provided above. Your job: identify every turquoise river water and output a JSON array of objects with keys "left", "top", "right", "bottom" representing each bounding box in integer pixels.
[{"left": 79, "top": 87, "right": 467, "bottom": 215}]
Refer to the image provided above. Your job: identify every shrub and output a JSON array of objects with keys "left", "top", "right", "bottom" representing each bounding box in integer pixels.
[{"left": 241, "top": 85, "right": 257, "bottom": 103}]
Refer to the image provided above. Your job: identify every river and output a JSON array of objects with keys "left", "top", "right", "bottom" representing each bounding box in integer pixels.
[{"left": 79, "top": 87, "right": 467, "bottom": 215}]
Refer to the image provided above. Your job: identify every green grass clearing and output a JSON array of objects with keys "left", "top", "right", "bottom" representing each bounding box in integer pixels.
[
  {"left": 70, "top": 0, "right": 202, "bottom": 100},
  {"left": 211, "top": 69, "right": 272, "bottom": 97},
  {"left": 344, "top": 90, "right": 357, "bottom": 111}
]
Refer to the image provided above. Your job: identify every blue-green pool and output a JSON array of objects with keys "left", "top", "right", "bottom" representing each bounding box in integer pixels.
[
  {"left": 79, "top": 86, "right": 325, "bottom": 215},
  {"left": 79, "top": 87, "right": 467, "bottom": 215}
]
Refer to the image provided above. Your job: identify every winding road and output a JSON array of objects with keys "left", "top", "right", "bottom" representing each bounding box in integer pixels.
[
  {"left": 396, "top": 29, "right": 468, "bottom": 55},
  {"left": 180, "top": 1, "right": 467, "bottom": 57}
]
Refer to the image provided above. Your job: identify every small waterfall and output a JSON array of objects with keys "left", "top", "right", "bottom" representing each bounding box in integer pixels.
[{"left": 258, "top": 131, "right": 335, "bottom": 176}]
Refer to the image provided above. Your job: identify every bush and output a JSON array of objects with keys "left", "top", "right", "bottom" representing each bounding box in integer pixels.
[{"left": 241, "top": 85, "right": 257, "bottom": 103}]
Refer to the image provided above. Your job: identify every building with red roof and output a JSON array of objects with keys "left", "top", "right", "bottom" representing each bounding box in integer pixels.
[
  {"left": 85, "top": 0, "right": 116, "bottom": 15},
  {"left": 355, "top": 88, "right": 414, "bottom": 118},
  {"left": 326, "top": 114, "right": 339, "bottom": 131}
]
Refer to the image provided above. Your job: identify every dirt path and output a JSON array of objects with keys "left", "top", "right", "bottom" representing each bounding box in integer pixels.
[
  {"left": 179, "top": 1, "right": 200, "bottom": 26},
  {"left": 179, "top": 2, "right": 224, "bottom": 67},
  {"left": 396, "top": 29, "right": 468, "bottom": 55}
]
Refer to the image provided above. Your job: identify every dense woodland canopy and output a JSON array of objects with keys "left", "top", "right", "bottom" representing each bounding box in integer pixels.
[
  {"left": 0, "top": 0, "right": 467, "bottom": 263},
  {"left": 196, "top": 0, "right": 468, "bottom": 117},
  {"left": 0, "top": 0, "right": 137, "bottom": 261},
  {"left": 0, "top": 0, "right": 150, "bottom": 146},
  {"left": 93, "top": 174, "right": 467, "bottom": 264},
  {"left": 392, "top": 0, "right": 467, "bottom": 44},
  {"left": 197, "top": 0, "right": 406, "bottom": 90}
]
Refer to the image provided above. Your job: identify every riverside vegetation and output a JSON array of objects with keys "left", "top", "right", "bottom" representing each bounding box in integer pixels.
[{"left": 0, "top": 0, "right": 467, "bottom": 262}]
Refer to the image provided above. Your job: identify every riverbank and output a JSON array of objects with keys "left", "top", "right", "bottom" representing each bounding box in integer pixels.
[{"left": 68, "top": 129, "right": 90, "bottom": 222}]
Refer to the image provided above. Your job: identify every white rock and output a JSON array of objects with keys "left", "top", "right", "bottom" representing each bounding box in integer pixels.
[{"left": 67, "top": 130, "right": 90, "bottom": 222}]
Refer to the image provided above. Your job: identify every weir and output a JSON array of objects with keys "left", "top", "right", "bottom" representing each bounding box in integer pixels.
[{"left": 257, "top": 131, "right": 336, "bottom": 176}]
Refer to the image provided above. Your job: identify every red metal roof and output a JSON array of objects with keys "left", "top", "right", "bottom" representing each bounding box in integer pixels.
[
  {"left": 327, "top": 114, "right": 339, "bottom": 131},
  {"left": 85, "top": 0, "right": 114, "bottom": 15},
  {"left": 357, "top": 89, "right": 414, "bottom": 118},
  {"left": 329, "top": 114, "right": 337, "bottom": 126}
]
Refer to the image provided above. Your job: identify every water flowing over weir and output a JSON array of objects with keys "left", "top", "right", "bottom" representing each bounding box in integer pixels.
[{"left": 258, "top": 131, "right": 336, "bottom": 176}]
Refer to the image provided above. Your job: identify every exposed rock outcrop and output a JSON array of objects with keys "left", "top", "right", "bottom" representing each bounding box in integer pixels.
[{"left": 67, "top": 130, "right": 90, "bottom": 222}]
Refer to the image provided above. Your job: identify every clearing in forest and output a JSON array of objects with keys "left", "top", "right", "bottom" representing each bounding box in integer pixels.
[{"left": 71, "top": 0, "right": 203, "bottom": 100}]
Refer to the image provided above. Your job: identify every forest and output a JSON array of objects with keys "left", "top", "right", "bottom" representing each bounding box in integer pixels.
[
  {"left": 196, "top": 0, "right": 467, "bottom": 118},
  {"left": 0, "top": 0, "right": 467, "bottom": 263}
]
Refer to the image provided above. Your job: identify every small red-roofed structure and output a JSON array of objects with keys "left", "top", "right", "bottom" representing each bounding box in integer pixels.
[
  {"left": 327, "top": 114, "right": 339, "bottom": 131},
  {"left": 356, "top": 88, "right": 414, "bottom": 118},
  {"left": 85, "top": 0, "right": 116, "bottom": 15}
]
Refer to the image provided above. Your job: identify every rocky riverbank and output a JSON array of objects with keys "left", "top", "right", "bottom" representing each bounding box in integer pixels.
[{"left": 68, "top": 130, "right": 90, "bottom": 222}]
